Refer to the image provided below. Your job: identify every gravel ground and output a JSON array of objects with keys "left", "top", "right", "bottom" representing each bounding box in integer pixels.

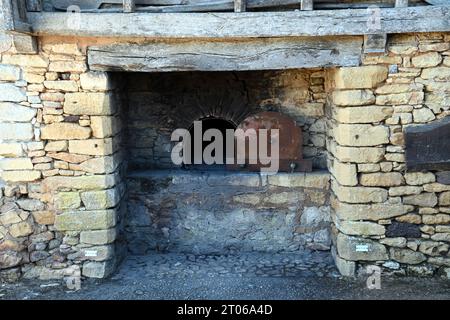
[{"left": 1, "top": 251, "right": 449, "bottom": 300}]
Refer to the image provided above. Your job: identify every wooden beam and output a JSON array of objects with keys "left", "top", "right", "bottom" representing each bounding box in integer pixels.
[
  {"left": 123, "top": 0, "right": 136, "bottom": 12},
  {"left": 234, "top": 0, "right": 246, "bottom": 12},
  {"left": 28, "top": 6, "right": 450, "bottom": 39},
  {"left": 300, "top": 0, "right": 313, "bottom": 10},
  {"left": 87, "top": 37, "right": 363, "bottom": 72},
  {"left": 395, "top": 0, "right": 408, "bottom": 7}
]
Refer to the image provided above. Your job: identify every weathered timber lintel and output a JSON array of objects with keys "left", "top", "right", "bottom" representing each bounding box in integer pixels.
[
  {"left": 87, "top": 37, "right": 363, "bottom": 72},
  {"left": 28, "top": 6, "right": 450, "bottom": 38}
]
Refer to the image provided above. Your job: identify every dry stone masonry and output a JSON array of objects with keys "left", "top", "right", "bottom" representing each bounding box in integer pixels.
[{"left": 0, "top": 32, "right": 450, "bottom": 282}]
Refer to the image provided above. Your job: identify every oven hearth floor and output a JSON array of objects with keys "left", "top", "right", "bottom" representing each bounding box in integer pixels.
[{"left": 114, "top": 251, "right": 338, "bottom": 280}]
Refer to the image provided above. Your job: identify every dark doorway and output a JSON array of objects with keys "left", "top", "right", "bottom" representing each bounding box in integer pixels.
[{"left": 187, "top": 117, "right": 236, "bottom": 168}]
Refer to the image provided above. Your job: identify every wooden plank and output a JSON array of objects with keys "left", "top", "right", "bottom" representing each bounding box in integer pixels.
[
  {"left": 123, "top": 0, "right": 136, "bottom": 12},
  {"left": 395, "top": 0, "right": 408, "bottom": 7},
  {"left": 87, "top": 36, "right": 363, "bottom": 72},
  {"left": 300, "top": 0, "right": 313, "bottom": 10},
  {"left": 53, "top": 0, "right": 390, "bottom": 13},
  {"left": 234, "top": 0, "right": 246, "bottom": 12},
  {"left": 28, "top": 6, "right": 450, "bottom": 38},
  {"left": 405, "top": 117, "right": 450, "bottom": 171}
]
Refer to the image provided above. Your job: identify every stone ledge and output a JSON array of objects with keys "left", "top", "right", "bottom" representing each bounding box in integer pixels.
[{"left": 268, "top": 172, "right": 330, "bottom": 189}]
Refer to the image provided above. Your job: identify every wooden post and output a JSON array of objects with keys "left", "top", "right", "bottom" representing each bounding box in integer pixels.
[
  {"left": 300, "top": 0, "right": 313, "bottom": 10},
  {"left": 234, "top": 0, "right": 246, "bottom": 12},
  {"left": 123, "top": 0, "right": 136, "bottom": 12},
  {"left": 395, "top": 0, "right": 408, "bottom": 7},
  {"left": 26, "top": 0, "right": 43, "bottom": 11}
]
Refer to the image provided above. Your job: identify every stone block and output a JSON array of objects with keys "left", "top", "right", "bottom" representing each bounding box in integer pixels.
[
  {"left": 32, "top": 211, "right": 55, "bottom": 225},
  {"left": 43, "top": 80, "right": 78, "bottom": 92},
  {"left": 0, "top": 170, "right": 41, "bottom": 182},
  {"left": 78, "top": 156, "right": 120, "bottom": 174},
  {"left": 64, "top": 92, "right": 118, "bottom": 116},
  {"left": 331, "top": 145, "right": 385, "bottom": 163},
  {"left": 0, "top": 65, "right": 21, "bottom": 81},
  {"left": 81, "top": 188, "right": 121, "bottom": 210},
  {"left": 331, "top": 247, "right": 355, "bottom": 277},
  {"left": 422, "top": 214, "right": 450, "bottom": 225},
  {"left": 54, "top": 192, "right": 82, "bottom": 210},
  {"left": 0, "top": 158, "right": 33, "bottom": 170},
  {"left": 268, "top": 172, "right": 330, "bottom": 189},
  {"left": 424, "top": 183, "right": 450, "bottom": 193},
  {"left": 0, "top": 251, "right": 22, "bottom": 269},
  {"left": 380, "top": 237, "right": 407, "bottom": 248},
  {"left": 376, "top": 92, "right": 424, "bottom": 105},
  {"left": 389, "top": 248, "right": 426, "bottom": 265},
  {"left": 359, "top": 172, "right": 404, "bottom": 187},
  {"left": 45, "top": 141, "right": 68, "bottom": 152},
  {"left": 9, "top": 221, "right": 33, "bottom": 238},
  {"left": 336, "top": 233, "right": 388, "bottom": 261},
  {"left": 388, "top": 186, "right": 423, "bottom": 196},
  {"left": 80, "top": 72, "right": 115, "bottom": 91},
  {"left": 412, "top": 52, "right": 442, "bottom": 68},
  {"left": 42, "top": 174, "right": 117, "bottom": 192},
  {"left": 332, "top": 198, "right": 413, "bottom": 221},
  {"left": 332, "top": 90, "right": 375, "bottom": 106},
  {"left": 0, "top": 103, "right": 36, "bottom": 122},
  {"left": 0, "top": 143, "right": 23, "bottom": 157},
  {"left": 333, "top": 106, "right": 393, "bottom": 124},
  {"left": 331, "top": 160, "right": 357, "bottom": 186},
  {"left": 421, "top": 67, "right": 450, "bottom": 80},
  {"left": 404, "top": 172, "right": 435, "bottom": 185},
  {"left": 403, "top": 193, "right": 438, "bottom": 207},
  {"left": 439, "top": 191, "right": 450, "bottom": 206},
  {"left": 80, "top": 228, "right": 117, "bottom": 245},
  {"left": 0, "top": 84, "right": 27, "bottom": 102},
  {"left": 47, "top": 152, "right": 91, "bottom": 164},
  {"left": 49, "top": 61, "right": 87, "bottom": 73},
  {"left": 413, "top": 108, "right": 435, "bottom": 123},
  {"left": 68, "top": 138, "right": 115, "bottom": 156},
  {"left": 3, "top": 55, "right": 48, "bottom": 68},
  {"left": 82, "top": 261, "right": 115, "bottom": 278},
  {"left": 54, "top": 209, "right": 117, "bottom": 231},
  {"left": 332, "top": 181, "right": 388, "bottom": 203},
  {"left": 90, "top": 116, "right": 121, "bottom": 138},
  {"left": 334, "top": 124, "right": 389, "bottom": 146},
  {"left": 418, "top": 241, "right": 449, "bottom": 256},
  {"left": 396, "top": 214, "right": 422, "bottom": 224},
  {"left": 41, "top": 123, "right": 91, "bottom": 140},
  {"left": 375, "top": 83, "right": 423, "bottom": 95},
  {"left": 17, "top": 199, "right": 45, "bottom": 211},
  {"left": 337, "top": 220, "right": 385, "bottom": 236},
  {"left": 332, "top": 66, "right": 388, "bottom": 89},
  {"left": 78, "top": 245, "right": 114, "bottom": 262}
]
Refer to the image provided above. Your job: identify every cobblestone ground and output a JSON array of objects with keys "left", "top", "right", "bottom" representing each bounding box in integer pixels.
[{"left": 1, "top": 251, "right": 450, "bottom": 300}]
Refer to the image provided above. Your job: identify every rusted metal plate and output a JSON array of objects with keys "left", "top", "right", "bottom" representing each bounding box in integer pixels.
[
  {"left": 228, "top": 111, "right": 312, "bottom": 172},
  {"left": 405, "top": 117, "right": 450, "bottom": 171}
]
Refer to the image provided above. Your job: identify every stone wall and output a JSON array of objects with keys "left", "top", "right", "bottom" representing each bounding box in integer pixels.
[
  {"left": 327, "top": 33, "right": 450, "bottom": 278},
  {"left": 1, "top": 32, "right": 450, "bottom": 281},
  {"left": 124, "top": 70, "right": 327, "bottom": 170},
  {"left": 0, "top": 42, "right": 126, "bottom": 281},
  {"left": 126, "top": 171, "right": 331, "bottom": 254}
]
